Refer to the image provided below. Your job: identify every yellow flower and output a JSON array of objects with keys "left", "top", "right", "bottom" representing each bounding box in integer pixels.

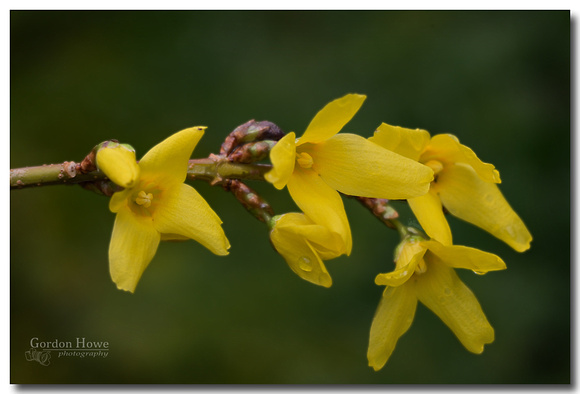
[
  {"left": 269, "top": 213, "right": 345, "bottom": 287},
  {"left": 367, "top": 234, "right": 506, "bottom": 371},
  {"left": 369, "top": 123, "right": 532, "bottom": 251},
  {"left": 96, "top": 127, "right": 230, "bottom": 292},
  {"left": 265, "top": 95, "right": 434, "bottom": 254}
]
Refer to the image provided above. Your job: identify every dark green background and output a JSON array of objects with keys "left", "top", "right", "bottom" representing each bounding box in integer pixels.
[{"left": 10, "top": 11, "right": 570, "bottom": 384}]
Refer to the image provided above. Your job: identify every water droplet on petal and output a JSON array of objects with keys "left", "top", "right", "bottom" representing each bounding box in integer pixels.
[
  {"left": 444, "top": 287, "right": 452, "bottom": 295},
  {"left": 473, "top": 270, "right": 487, "bottom": 276},
  {"left": 298, "top": 256, "right": 313, "bottom": 272}
]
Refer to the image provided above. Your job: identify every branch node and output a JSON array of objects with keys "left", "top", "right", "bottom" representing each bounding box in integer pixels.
[
  {"left": 63, "top": 161, "right": 77, "bottom": 178},
  {"left": 79, "top": 149, "right": 98, "bottom": 174}
]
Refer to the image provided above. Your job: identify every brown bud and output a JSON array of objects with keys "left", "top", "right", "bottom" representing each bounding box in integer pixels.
[
  {"left": 223, "top": 179, "right": 274, "bottom": 223},
  {"left": 220, "top": 120, "right": 284, "bottom": 156},
  {"left": 228, "top": 140, "right": 277, "bottom": 164},
  {"left": 356, "top": 197, "right": 399, "bottom": 229}
]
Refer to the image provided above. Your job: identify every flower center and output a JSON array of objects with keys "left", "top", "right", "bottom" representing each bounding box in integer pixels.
[
  {"left": 296, "top": 152, "right": 314, "bottom": 169},
  {"left": 135, "top": 190, "right": 153, "bottom": 208}
]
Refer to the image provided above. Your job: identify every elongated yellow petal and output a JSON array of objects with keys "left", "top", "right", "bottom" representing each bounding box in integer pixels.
[
  {"left": 109, "top": 188, "right": 132, "bottom": 213},
  {"left": 299, "top": 94, "right": 366, "bottom": 145},
  {"left": 270, "top": 214, "right": 333, "bottom": 287},
  {"left": 424, "top": 241, "right": 507, "bottom": 273},
  {"left": 152, "top": 183, "right": 230, "bottom": 256},
  {"left": 287, "top": 168, "right": 352, "bottom": 254},
  {"left": 437, "top": 163, "right": 532, "bottom": 252},
  {"left": 264, "top": 132, "right": 296, "bottom": 190},
  {"left": 423, "top": 134, "right": 500, "bottom": 183},
  {"left": 368, "top": 284, "right": 418, "bottom": 371},
  {"left": 408, "top": 191, "right": 453, "bottom": 246},
  {"left": 415, "top": 256, "right": 495, "bottom": 354},
  {"left": 138, "top": 126, "right": 205, "bottom": 188},
  {"left": 375, "top": 240, "right": 426, "bottom": 287},
  {"left": 273, "top": 213, "right": 344, "bottom": 260},
  {"left": 375, "top": 258, "right": 419, "bottom": 287},
  {"left": 369, "top": 123, "right": 431, "bottom": 161},
  {"left": 109, "top": 207, "right": 161, "bottom": 293},
  {"left": 310, "top": 133, "right": 433, "bottom": 199},
  {"left": 96, "top": 146, "right": 140, "bottom": 188}
]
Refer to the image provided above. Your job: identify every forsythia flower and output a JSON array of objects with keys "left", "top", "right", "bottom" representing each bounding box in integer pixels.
[
  {"left": 265, "top": 94, "right": 434, "bottom": 254},
  {"left": 96, "top": 127, "right": 230, "bottom": 292},
  {"left": 369, "top": 123, "right": 532, "bottom": 251},
  {"left": 269, "top": 212, "right": 345, "bottom": 287},
  {"left": 367, "top": 234, "right": 506, "bottom": 371}
]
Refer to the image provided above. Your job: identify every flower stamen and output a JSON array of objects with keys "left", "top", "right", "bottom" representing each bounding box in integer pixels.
[
  {"left": 135, "top": 190, "right": 153, "bottom": 208},
  {"left": 296, "top": 152, "right": 314, "bottom": 169}
]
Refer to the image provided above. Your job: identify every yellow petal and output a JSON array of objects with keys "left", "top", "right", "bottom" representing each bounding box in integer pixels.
[
  {"left": 415, "top": 256, "right": 495, "bottom": 354},
  {"left": 375, "top": 240, "right": 426, "bottom": 287},
  {"left": 109, "top": 207, "right": 161, "bottom": 293},
  {"left": 309, "top": 133, "right": 433, "bottom": 199},
  {"left": 369, "top": 123, "right": 431, "bottom": 162},
  {"left": 408, "top": 191, "right": 453, "bottom": 246},
  {"left": 273, "top": 213, "right": 344, "bottom": 260},
  {"left": 139, "top": 126, "right": 205, "bottom": 188},
  {"left": 299, "top": 94, "right": 366, "bottom": 145},
  {"left": 96, "top": 145, "right": 140, "bottom": 188},
  {"left": 270, "top": 214, "right": 333, "bottom": 287},
  {"left": 424, "top": 241, "right": 507, "bottom": 273},
  {"left": 264, "top": 132, "right": 296, "bottom": 190},
  {"left": 423, "top": 134, "right": 501, "bottom": 183},
  {"left": 437, "top": 163, "right": 532, "bottom": 252},
  {"left": 287, "top": 168, "right": 352, "bottom": 255},
  {"left": 160, "top": 233, "right": 190, "bottom": 242},
  {"left": 367, "top": 284, "right": 417, "bottom": 371},
  {"left": 109, "top": 188, "right": 132, "bottom": 213},
  {"left": 153, "top": 183, "right": 230, "bottom": 256}
]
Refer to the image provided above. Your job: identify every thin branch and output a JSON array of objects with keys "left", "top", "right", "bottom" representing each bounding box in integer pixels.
[
  {"left": 223, "top": 179, "right": 274, "bottom": 223},
  {"left": 10, "top": 162, "right": 100, "bottom": 189},
  {"left": 10, "top": 158, "right": 272, "bottom": 191},
  {"left": 186, "top": 157, "right": 272, "bottom": 185}
]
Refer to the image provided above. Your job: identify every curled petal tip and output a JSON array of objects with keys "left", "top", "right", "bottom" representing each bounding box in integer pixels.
[{"left": 115, "top": 283, "right": 136, "bottom": 294}]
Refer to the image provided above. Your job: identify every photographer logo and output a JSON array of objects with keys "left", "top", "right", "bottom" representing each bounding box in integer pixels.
[{"left": 25, "top": 337, "right": 109, "bottom": 366}]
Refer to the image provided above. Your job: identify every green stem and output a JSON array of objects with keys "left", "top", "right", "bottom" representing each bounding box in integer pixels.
[
  {"left": 10, "top": 158, "right": 273, "bottom": 190},
  {"left": 10, "top": 162, "right": 95, "bottom": 189},
  {"left": 186, "top": 158, "right": 272, "bottom": 184},
  {"left": 390, "top": 219, "right": 410, "bottom": 241}
]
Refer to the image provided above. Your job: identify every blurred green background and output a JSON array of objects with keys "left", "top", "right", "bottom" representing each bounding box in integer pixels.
[{"left": 10, "top": 11, "right": 570, "bottom": 384}]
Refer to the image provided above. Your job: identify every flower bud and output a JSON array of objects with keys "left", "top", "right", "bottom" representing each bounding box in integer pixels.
[{"left": 96, "top": 141, "right": 140, "bottom": 188}]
